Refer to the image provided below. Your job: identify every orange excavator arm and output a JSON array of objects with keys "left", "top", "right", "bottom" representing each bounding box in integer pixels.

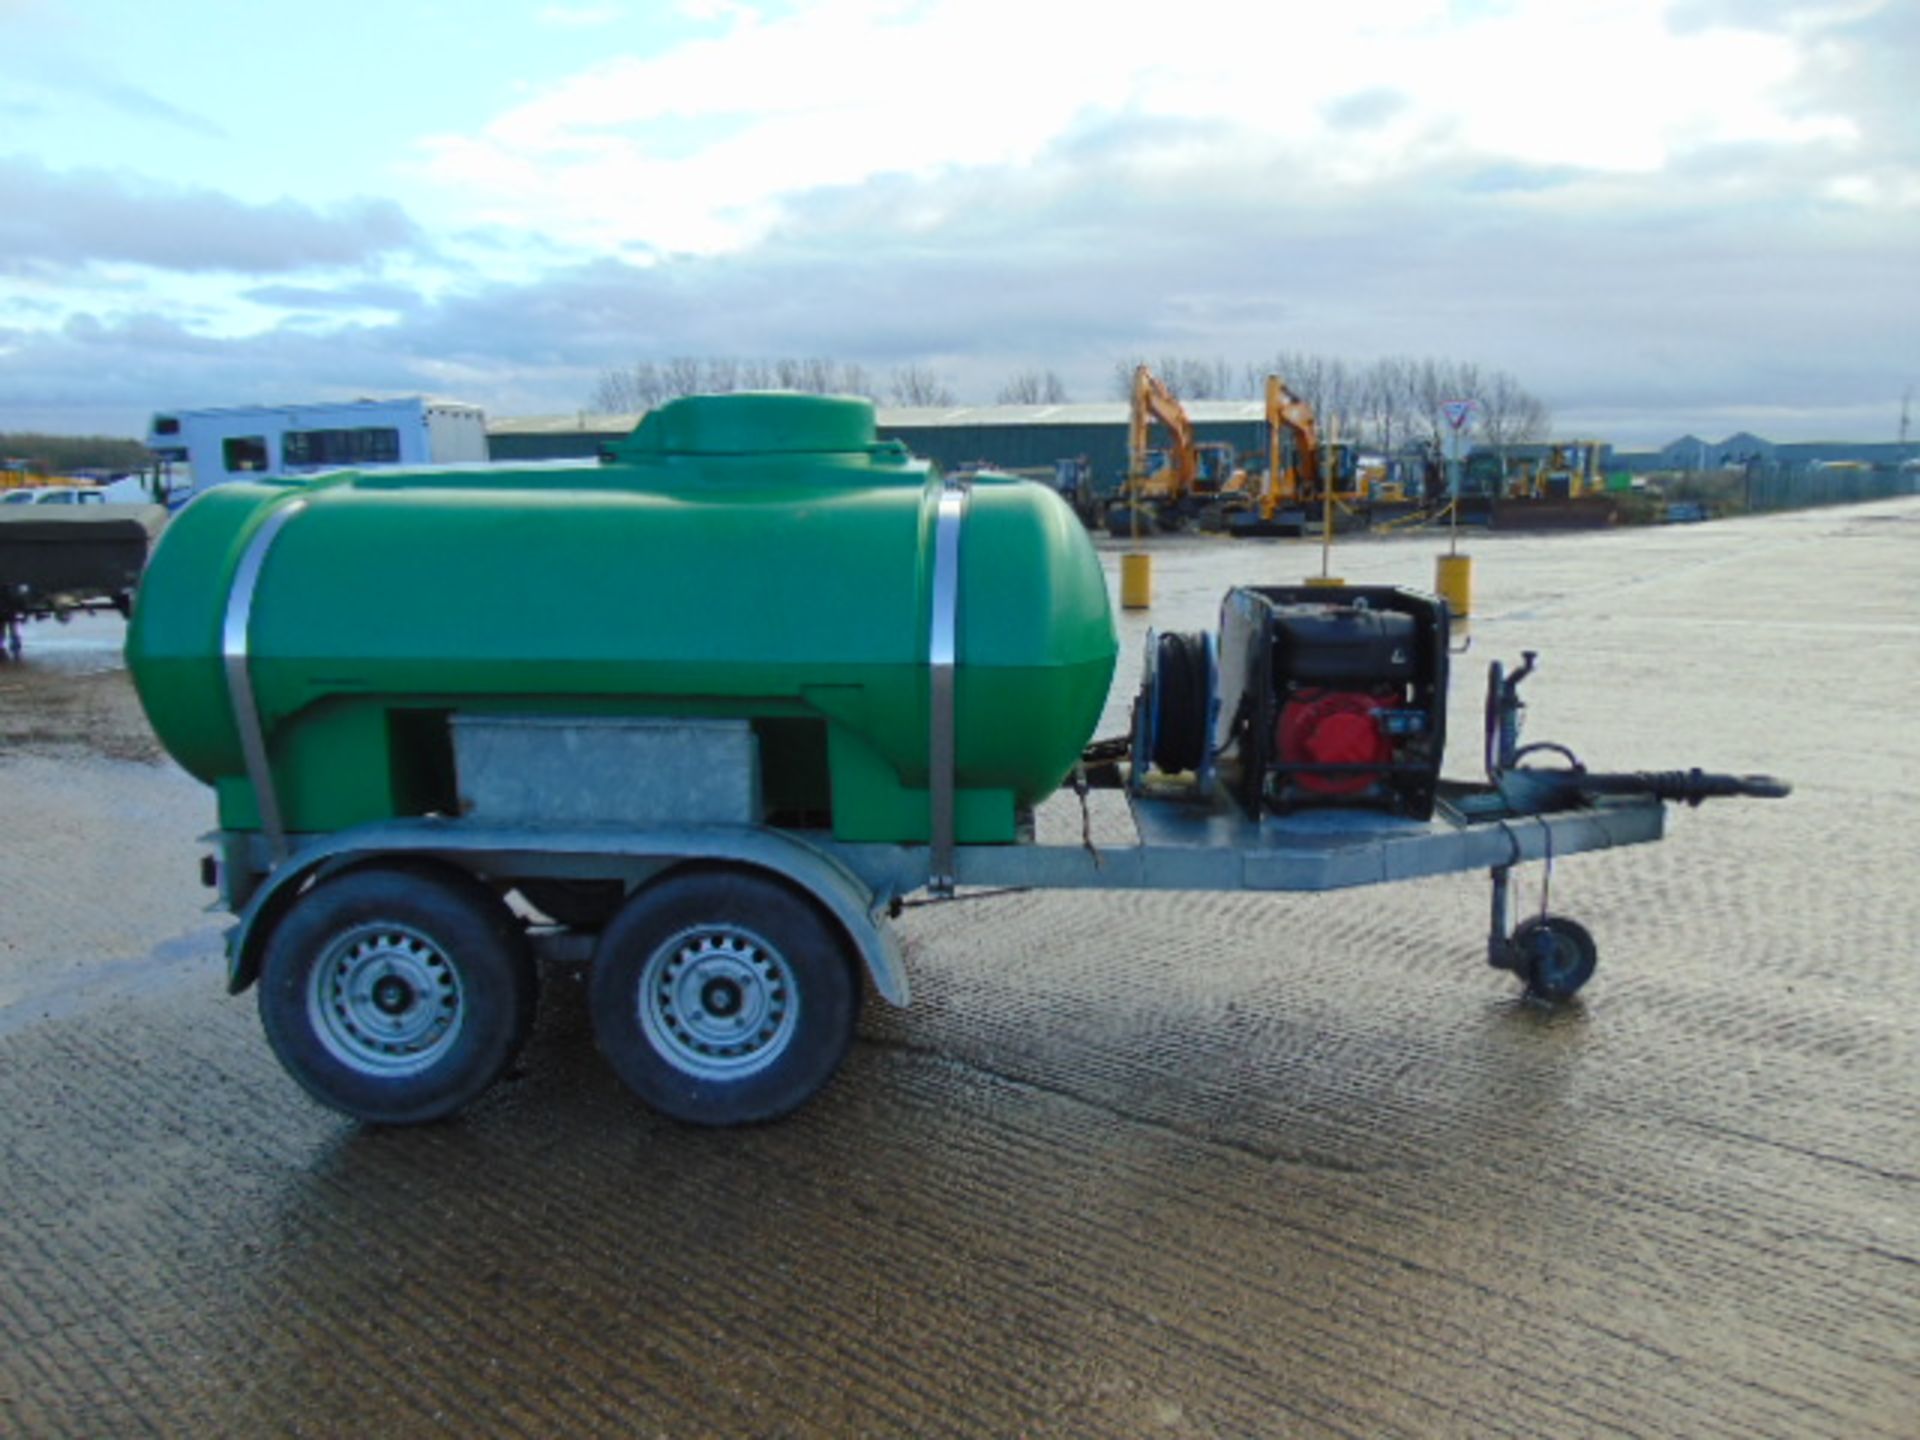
[
  {"left": 1129, "top": 365, "right": 1197, "bottom": 502},
  {"left": 1262, "top": 374, "right": 1322, "bottom": 519}
]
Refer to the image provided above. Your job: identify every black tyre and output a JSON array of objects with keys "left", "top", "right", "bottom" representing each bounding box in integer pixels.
[
  {"left": 590, "top": 867, "right": 860, "bottom": 1126},
  {"left": 258, "top": 864, "right": 538, "bottom": 1125},
  {"left": 1513, "top": 914, "right": 1598, "bottom": 1003}
]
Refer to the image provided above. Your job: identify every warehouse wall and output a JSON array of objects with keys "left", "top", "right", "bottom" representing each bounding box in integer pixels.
[
  {"left": 489, "top": 431, "right": 612, "bottom": 462},
  {"left": 488, "top": 416, "right": 1270, "bottom": 487},
  {"left": 874, "top": 420, "right": 1265, "bottom": 490}
]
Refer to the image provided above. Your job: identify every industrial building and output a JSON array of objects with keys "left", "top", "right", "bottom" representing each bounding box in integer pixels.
[{"left": 487, "top": 400, "right": 1275, "bottom": 484}]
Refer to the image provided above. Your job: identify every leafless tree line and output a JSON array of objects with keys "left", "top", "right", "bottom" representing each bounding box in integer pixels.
[
  {"left": 589, "top": 357, "right": 971, "bottom": 412},
  {"left": 589, "top": 358, "right": 875, "bottom": 413},
  {"left": 1111, "top": 353, "right": 1551, "bottom": 455},
  {"left": 587, "top": 351, "right": 1548, "bottom": 456},
  {"left": 995, "top": 369, "right": 1071, "bottom": 404}
]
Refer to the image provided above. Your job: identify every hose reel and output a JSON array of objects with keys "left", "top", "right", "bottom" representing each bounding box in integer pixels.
[{"left": 1130, "top": 629, "right": 1218, "bottom": 790}]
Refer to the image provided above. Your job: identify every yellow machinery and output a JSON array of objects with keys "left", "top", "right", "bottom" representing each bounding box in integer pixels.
[
  {"left": 1130, "top": 364, "right": 1196, "bottom": 502},
  {"left": 1511, "top": 442, "right": 1606, "bottom": 500},
  {"left": 1193, "top": 440, "right": 1245, "bottom": 498},
  {"left": 1359, "top": 456, "right": 1400, "bottom": 502},
  {"left": 1488, "top": 441, "right": 1621, "bottom": 529},
  {"left": 1228, "top": 375, "right": 1365, "bottom": 536},
  {"left": 1261, "top": 374, "right": 1320, "bottom": 514},
  {"left": 1107, "top": 365, "right": 1201, "bottom": 536}
]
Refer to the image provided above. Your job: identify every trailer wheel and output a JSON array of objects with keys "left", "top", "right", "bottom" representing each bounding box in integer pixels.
[
  {"left": 258, "top": 865, "right": 537, "bottom": 1125},
  {"left": 1512, "top": 915, "right": 1598, "bottom": 1003},
  {"left": 590, "top": 868, "right": 860, "bottom": 1126}
]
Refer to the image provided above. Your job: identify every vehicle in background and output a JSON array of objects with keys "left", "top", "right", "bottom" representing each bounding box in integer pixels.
[
  {"left": 1487, "top": 441, "right": 1622, "bottom": 529},
  {"left": 0, "top": 497, "right": 167, "bottom": 656},
  {"left": 1052, "top": 455, "right": 1102, "bottom": 525},
  {"left": 2, "top": 487, "right": 107, "bottom": 507},
  {"left": 145, "top": 397, "right": 487, "bottom": 505},
  {"left": 1227, "top": 375, "right": 1364, "bottom": 537},
  {"left": 1106, "top": 365, "right": 1200, "bottom": 537}
]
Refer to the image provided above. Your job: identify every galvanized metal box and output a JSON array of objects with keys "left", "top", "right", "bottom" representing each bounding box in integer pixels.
[{"left": 450, "top": 715, "right": 761, "bottom": 826}]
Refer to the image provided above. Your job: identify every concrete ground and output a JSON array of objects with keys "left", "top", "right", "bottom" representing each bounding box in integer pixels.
[{"left": 2, "top": 500, "right": 1915, "bottom": 1437}]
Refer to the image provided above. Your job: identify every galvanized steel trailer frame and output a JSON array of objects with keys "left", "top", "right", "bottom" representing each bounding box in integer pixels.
[{"left": 218, "top": 782, "right": 1664, "bottom": 1007}]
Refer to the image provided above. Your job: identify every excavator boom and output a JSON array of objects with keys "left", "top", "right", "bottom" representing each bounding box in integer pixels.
[
  {"left": 1129, "top": 365, "right": 1198, "bottom": 502},
  {"left": 1260, "top": 374, "right": 1322, "bottom": 520}
]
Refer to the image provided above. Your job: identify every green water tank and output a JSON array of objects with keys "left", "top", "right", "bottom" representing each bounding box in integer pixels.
[{"left": 127, "top": 393, "right": 1118, "bottom": 845}]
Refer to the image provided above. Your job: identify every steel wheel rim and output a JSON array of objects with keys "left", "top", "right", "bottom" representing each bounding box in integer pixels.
[
  {"left": 638, "top": 924, "right": 798, "bottom": 1080},
  {"left": 307, "top": 922, "right": 465, "bottom": 1076}
]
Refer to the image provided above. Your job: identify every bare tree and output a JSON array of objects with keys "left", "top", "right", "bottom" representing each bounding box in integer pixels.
[
  {"left": 1111, "top": 355, "right": 1236, "bottom": 401},
  {"left": 661, "top": 356, "right": 704, "bottom": 398},
  {"left": 1165, "top": 356, "right": 1235, "bottom": 400},
  {"left": 888, "top": 364, "right": 956, "bottom": 407},
  {"left": 589, "top": 361, "right": 665, "bottom": 413},
  {"left": 997, "top": 369, "right": 1070, "bottom": 404},
  {"left": 1353, "top": 356, "right": 1418, "bottom": 454},
  {"left": 1474, "top": 369, "right": 1551, "bottom": 477},
  {"left": 1410, "top": 357, "right": 1463, "bottom": 448},
  {"left": 1177, "top": 357, "right": 1234, "bottom": 400},
  {"left": 1321, "top": 358, "right": 1359, "bottom": 443},
  {"left": 588, "top": 371, "right": 634, "bottom": 414},
  {"left": 587, "top": 355, "right": 878, "bottom": 410},
  {"left": 837, "top": 362, "right": 873, "bottom": 399}
]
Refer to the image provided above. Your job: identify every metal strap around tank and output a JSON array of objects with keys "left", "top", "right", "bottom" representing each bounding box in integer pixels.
[
  {"left": 927, "top": 475, "right": 971, "bottom": 895},
  {"left": 222, "top": 498, "right": 308, "bottom": 867}
]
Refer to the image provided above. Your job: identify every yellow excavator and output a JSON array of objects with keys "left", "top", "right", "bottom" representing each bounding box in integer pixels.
[
  {"left": 1106, "top": 365, "right": 1203, "bottom": 537},
  {"left": 1227, "top": 375, "right": 1359, "bottom": 537}
]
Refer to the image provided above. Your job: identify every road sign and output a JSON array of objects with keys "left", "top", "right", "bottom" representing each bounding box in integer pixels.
[{"left": 1442, "top": 400, "right": 1475, "bottom": 431}]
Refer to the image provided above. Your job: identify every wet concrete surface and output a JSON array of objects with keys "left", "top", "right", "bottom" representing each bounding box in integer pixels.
[{"left": 2, "top": 504, "right": 1916, "bottom": 1436}]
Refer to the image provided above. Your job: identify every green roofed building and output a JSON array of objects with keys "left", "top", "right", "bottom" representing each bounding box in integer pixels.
[{"left": 488, "top": 400, "right": 1274, "bottom": 492}]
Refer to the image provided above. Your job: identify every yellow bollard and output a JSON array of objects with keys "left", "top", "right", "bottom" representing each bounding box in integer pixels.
[
  {"left": 1120, "top": 552, "right": 1152, "bottom": 609},
  {"left": 1435, "top": 552, "right": 1472, "bottom": 618}
]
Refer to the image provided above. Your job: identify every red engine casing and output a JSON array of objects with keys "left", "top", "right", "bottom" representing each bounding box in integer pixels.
[{"left": 1274, "top": 688, "right": 1396, "bottom": 796}]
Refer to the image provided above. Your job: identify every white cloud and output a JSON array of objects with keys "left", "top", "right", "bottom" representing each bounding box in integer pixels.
[
  {"left": 415, "top": 0, "right": 1858, "bottom": 255},
  {"left": 4, "top": 0, "right": 1910, "bottom": 446}
]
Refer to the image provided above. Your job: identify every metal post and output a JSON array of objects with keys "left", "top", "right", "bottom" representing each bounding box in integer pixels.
[
  {"left": 1488, "top": 864, "right": 1513, "bottom": 967},
  {"left": 1447, "top": 425, "right": 1461, "bottom": 557}
]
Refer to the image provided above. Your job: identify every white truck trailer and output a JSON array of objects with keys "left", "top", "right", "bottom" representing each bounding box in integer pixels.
[{"left": 145, "top": 397, "right": 487, "bottom": 503}]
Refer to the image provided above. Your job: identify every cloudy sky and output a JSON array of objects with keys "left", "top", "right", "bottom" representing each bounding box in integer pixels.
[{"left": 1, "top": 0, "right": 1913, "bottom": 445}]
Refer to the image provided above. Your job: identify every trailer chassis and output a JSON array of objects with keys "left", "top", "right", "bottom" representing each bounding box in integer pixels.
[{"left": 209, "top": 650, "right": 1778, "bottom": 1128}]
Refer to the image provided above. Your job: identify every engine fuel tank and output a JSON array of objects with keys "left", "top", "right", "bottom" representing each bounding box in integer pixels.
[{"left": 126, "top": 393, "right": 1119, "bottom": 845}]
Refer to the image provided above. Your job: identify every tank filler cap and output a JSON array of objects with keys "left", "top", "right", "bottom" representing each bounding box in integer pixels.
[{"left": 610, "top": 392, "right": 886, "bottom": 460}]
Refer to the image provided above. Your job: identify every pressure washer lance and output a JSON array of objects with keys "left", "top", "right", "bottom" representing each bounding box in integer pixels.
[
  {"left": 1486, "top": 653, "right": 1790, "bottom": 810},
  {"left": 1549, "top": 768, "right": 1789, "bottom": 805}
]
